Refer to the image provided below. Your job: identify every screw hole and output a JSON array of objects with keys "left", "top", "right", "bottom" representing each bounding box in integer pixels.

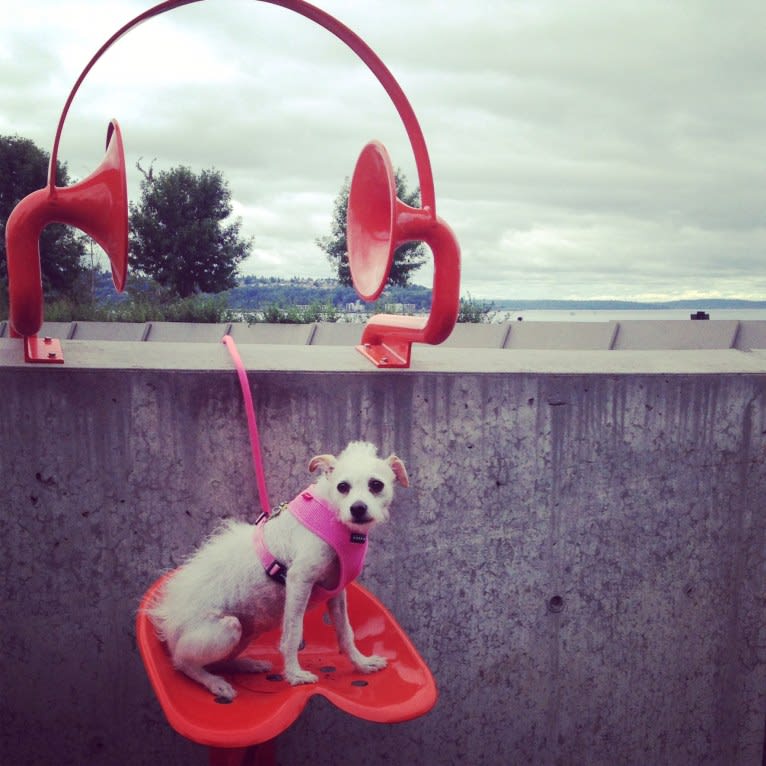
[{"left": 547, "top": 595, "right": 565, "bottom": 613}]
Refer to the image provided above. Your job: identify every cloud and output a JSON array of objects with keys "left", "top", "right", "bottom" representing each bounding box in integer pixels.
[{"left": 1, "top": 0, "right": 765, "bottom": 301}]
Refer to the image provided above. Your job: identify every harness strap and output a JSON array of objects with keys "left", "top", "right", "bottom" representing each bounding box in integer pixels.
[
  {"left": 253, "top": 516, "right": 287, "bottom": 585},
  {"left": 222, "top": 334, "right": 271, "bottom": 517}
]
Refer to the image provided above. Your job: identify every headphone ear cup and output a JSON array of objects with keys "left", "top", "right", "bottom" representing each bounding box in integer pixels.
[
  {"left": 64, "top": 120, "right": 128, "bottom": 292},
  {"left": 5, "top": 120, "right": 128, "bottom": 337},
  {"left": 347, "top": 141, "right": 397, "bottom": 302},
  {"left": 348, "top": 141, "right": 461, "bottom": 367}
]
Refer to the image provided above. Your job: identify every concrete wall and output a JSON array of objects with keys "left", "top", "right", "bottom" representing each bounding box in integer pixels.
[{"left": 1, "top": 339, "right": 765, "bottom": 765}]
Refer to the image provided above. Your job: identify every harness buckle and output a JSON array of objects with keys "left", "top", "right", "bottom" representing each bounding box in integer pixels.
[{"left": 266, "top": 560, "right": 287, "bottom": 585}]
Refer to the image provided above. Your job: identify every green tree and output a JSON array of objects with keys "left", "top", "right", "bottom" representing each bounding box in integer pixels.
[
  {"left": 128, "top": 162, "right": 251, "bottom": 298},
  {"left": 317, "top": 171, "right": 427, "bottom": 288},
  {"left": 0, "top": 135, "right": 86, "bottom": 292}
]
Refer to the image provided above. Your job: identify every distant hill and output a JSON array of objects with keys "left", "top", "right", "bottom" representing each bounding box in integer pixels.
[
  {"left": 91, "top": 271, "right": 765, "bottom": 311},
  {"left": 226, "top": 276, "right": 432, "bottom": 311},
  {"left": 93, "top": 272, "right": 434, "bottom": 311}
]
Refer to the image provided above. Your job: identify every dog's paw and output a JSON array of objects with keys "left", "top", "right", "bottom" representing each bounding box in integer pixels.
[
  {"left": 353, "top": 654, "right": 388, "bottom": 674},
  {"left": 284, "top": 668, "right": 319, "bottom": 686},
  {"left": 208, "top": 676, "right": 237, "bottom": 701}
]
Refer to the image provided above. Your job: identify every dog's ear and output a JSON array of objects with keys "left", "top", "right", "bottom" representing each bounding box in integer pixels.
[
  {"left": 387, "top": 455, "right": 409, "bottom": 488},
  {"left": 309, "top": 454, "right": 336, "bottom": 475}
]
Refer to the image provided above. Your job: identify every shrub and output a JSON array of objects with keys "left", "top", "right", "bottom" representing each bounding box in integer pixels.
[
  {"left": 255, "top": 301, "right": 338, "bottom": 324},
  {"left": 457, "top": 294, "right": 493, "bottom": 323}
]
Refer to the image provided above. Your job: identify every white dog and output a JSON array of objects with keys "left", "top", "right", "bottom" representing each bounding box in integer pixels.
[{"left": 147, "top": 441, "right": 409, "bottom": 700}]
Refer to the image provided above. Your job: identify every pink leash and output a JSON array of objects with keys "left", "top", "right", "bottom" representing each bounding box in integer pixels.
[{"left": 222, "top": 334, "right": 271, "bottom": 517}]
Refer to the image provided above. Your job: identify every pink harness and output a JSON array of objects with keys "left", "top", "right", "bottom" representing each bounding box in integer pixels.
[{"left": 253, "top": 486, "right": 368, "bottom": 605}]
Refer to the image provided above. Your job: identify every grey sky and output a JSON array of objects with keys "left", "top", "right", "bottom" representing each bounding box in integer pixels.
[{"left": 2, "top": 0, "right": 765, "bottom": 300}]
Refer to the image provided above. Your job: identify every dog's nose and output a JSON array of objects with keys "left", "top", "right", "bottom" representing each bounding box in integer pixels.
[{"left": 350, "top": 501, "right": 368, "bottom": 520}]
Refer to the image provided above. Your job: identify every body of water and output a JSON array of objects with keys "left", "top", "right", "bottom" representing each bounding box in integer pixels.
[{"left": 493, "top": 309, "right": 766, "bottom": 323}]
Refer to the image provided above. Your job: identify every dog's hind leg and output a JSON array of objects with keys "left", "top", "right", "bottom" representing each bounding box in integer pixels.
[{"left": 171, "top": 615, "right": 244, "bottom": 700}]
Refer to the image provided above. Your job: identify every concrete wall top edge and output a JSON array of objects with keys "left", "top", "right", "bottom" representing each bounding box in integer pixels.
[
  {"left": 2, "top": 338, "right": 766, "bottom": 375},
  {"left": 8, "top": 319, "right": 766, "bottom": 349}
]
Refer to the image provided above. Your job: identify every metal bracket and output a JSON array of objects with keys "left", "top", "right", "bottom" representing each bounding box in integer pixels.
[
  {"left": 25, "top": 336, "right": 64, "bottom": 364},
  {"left": 356, "top": 340, "right": 412, "bottom": 369}
]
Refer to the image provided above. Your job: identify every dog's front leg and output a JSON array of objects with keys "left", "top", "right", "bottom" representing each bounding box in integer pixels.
[
  {"left": 328, "top": 590, "right": 387, "bottom": 674},
  {"left": 280, "top": 570, "right": 318, "bottom": 685}
]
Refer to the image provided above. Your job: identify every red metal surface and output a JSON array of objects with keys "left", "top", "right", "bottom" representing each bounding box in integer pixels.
[
  {"left": 23, "top": 336, "right": 64, "bottom": 364},
  {"left": 348, "top": 141, "right": 461, "bottom": 367},
  {"left": 137, "top": 575, "right": 437, "bottom": 749},
  {"left": 5, "top": 120, "right": 128, "bottom": 342}
]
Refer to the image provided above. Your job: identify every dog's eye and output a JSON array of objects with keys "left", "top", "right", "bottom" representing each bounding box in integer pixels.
[
  {"left": 369, "top": 479, "right": 384, "bottom": 494},
  {"left": 337, "top": 481, "right": 351, "bottom": 495}
]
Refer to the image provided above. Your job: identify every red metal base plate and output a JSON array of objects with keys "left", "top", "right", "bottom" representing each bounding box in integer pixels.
[
  {"left": 25, "top": 336, "right": 64, "bottom": 364},
  {"left": 356, "top": 341, "right": 412, "bottom": 368}
]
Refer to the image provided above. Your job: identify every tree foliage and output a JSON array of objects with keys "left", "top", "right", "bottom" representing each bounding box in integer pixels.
[
  {"left": 128, "top": 163, "right": 252, "bottom": 298},
  {"left": 0, "top": 134, "right": 86, "bottom": 292},
  {"left": 226, "top": 275, "right": 435, "bottom": 313},
  {"left": 316, "top": 171, "right": 427, "bottom": 288},
  {"left": 457, "top": 294, "right": 493, "bottom": 323}
]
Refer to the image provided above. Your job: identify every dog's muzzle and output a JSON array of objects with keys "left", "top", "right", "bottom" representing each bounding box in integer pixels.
[{"left": 350, "top": 501, "right": 371, "bottom": 523}]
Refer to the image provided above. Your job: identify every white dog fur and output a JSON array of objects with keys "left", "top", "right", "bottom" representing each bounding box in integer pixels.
[{"left": 147, "top": 441, "right": 409, "bottom": 700}]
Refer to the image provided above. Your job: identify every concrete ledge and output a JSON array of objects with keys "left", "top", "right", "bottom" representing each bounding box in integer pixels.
[
  {"left": 310, "top": 322, "right": 365, "bottom": 346},
  {"left": 7, "top": 319, "right": 766, "bottom": 351},
  {"left": 734, "top": 320, "right": 766, "bottom": 349},
  {"left": 142, "top": 321, "right": 232, "bottom": 343},
  {"left": 441, "top": 322, "right": 510, "bottom": 347},
  {"left": 227, "top": 322, "right": 315, "bottom": 345},
  {"left": 506, "top": 320, "right": 617, "bottom": 349},
  {"left": 3, "top": 337, "right": 766, "bottom": 375},
  {"left": 67, "top": 321, "right": 147, "bottom": 341},
  {"left": 613, "top": 319, "right": 740, "bottom": 349}
]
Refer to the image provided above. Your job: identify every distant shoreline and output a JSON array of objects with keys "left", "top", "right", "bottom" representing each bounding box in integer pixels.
[{"left": 489, "top": 298, "right": 766, "bottom": 311}]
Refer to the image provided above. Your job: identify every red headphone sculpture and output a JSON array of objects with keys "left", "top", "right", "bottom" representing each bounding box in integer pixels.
[{"left": 5, "top": 0, "right": 461, "bottom": 367}]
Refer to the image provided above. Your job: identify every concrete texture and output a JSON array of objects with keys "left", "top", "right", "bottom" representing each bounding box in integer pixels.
[{"left": 1, "top": 339, "right": 765, "bottom": 765}]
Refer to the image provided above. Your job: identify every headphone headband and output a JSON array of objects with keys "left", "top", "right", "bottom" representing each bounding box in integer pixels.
[
  {"left": 9, "top": 0, "right": 459, "bottom": 366},
  {"left": 49, "top": 0, "right": 436, "bottom": 213}
]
